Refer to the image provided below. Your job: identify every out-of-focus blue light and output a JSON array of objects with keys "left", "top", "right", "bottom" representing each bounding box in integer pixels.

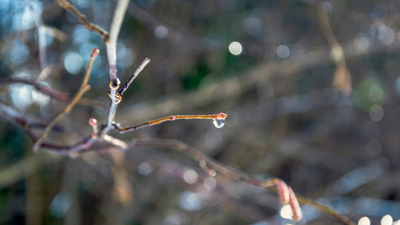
[{"left": 63, "top": 52, "right": 83, "bottom": 74}]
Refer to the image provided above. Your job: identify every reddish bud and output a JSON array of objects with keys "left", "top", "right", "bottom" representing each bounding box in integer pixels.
[
  {"left": 276, "top": 180, "right": 289, "bottom": 204},
  {"left": 208, "top": 169, "right": 217, "bottom": 177},
  {"left": 333, "top": 65, "right": 352, "bottom": 96},
  {"left": 91, "top": 48, "right": 100, "bottom": 57},
  {"left": 216, "top": 113, "right": 228, "bottom": 120},
  {"left": 89, "top": 118, "right": 97, "bottom": 126},
  {"left": 288, "top": 187, "right": 302, "bottom": 222},
  {"left": 170, "top": 116, "right": 176, "bottom": 120}
]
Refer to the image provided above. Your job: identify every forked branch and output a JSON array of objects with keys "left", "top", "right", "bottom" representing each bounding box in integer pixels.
[
  {"left": 104, "top": 0, "right": 130, "bottom": 130},
  {"left": 32, "top": 48, "right": 100, "bottom": 152}
]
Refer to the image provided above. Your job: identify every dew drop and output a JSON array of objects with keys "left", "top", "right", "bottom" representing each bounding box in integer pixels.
[{"left": 213, "top": 119, "right": 225, "bottom": 128}]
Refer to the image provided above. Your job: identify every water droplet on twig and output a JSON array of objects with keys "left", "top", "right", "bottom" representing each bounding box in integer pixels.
[{"left": 213, "top": 119, "right": 225, "bottom": 128}]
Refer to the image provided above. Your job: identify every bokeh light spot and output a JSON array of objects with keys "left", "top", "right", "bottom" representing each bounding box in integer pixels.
[
  {"left": 277, "top": 45, "right": 290, "bottom": 58},
  {"left": 369, "top": 85, "right": 384, "bottom": 102},
  {"left": 179, "top": 191, "right": 202, "bottom": 211},
  {"left": 63, "top": 52, "right": 83, "bottom": 75},
  {"left": 381, "top": 215, "right": 393, "bottom": 225},
  {"left": 358, "top": 217, "right": 370, "bottom": 225},
  {"left": 155, "top": 25, "right": 168, "bottom": 39},
  {"left": 369, "top": 105, "right": 384, "bottom": 122},
  {"left": 183, "top": 170, "right": 198, "bottom": 184},
  {"left": 138, "top": 162, "right": 152, "bottom": 176},
  {"left": 203, "top": 177, "right": 216, "bottom": 190},
  {"left": 242, "top": 17, "right": 262, "bottom": 36},
  {"left": 280, "top": 205, "right": 293, "bottom": 220},
  {"left": 228, "top": 41, "right": 242, "bottom": 55}
]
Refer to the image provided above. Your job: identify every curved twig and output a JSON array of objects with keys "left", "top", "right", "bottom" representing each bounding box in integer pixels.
[{"left": 129, "top": 138, "right": 356, "bottom": 225}]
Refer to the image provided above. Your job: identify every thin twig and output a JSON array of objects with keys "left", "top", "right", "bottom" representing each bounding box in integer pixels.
[
  {"left": 0, "top": 78, "right": 105, "bottom": 109},
  {"left": 25, "top": 0, "right": 47, "bottom": 71},
  {"left": 113, "top": 113, "right": 228, "bottom": 133},
  {"left": 35, "top": 64, "right": 60, "bottom": 82},
  {"left": 57, "top": 0, "right": 109, "bottom": 41},
  {"left": 103, "top": 135, "right": 128, "bottom": 149},
  {"left": 0, "top": 78, "right": 69, "bottom": 101},
  {"left": 130, "top": 138, "right": 356, "bottom": 225},
  {"left": 317, "top": 6, "right": 352, "bottom": 96},
  {"left": 0, "top": 100, "right": 97, "bottom": 153},
  {"left": 43, "top": 25, "right": 67, "bottom": 42},
  {"left": 118, "top": 58, "right": 151, "bottom": 96},
  {"left": 33, "top": 48, "right": 99, "bottom": 152}
]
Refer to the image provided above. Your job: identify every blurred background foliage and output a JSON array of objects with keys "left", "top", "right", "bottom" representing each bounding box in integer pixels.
[{"left": 1, "top": 0, "right": 400, "bottom": 224}]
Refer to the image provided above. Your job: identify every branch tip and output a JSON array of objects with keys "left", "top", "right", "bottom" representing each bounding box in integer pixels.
[
  {"left": 277, "top": 180, "right": 290, "bottom": 204},
  {"left": 91, "top": 48, "right": 100, "bottom": 57},
  {"left": 113, "top": 113, "right": 229, "bottom": 133},
  {"left": 216, "top": 113, "right": 228, "bottom": 120},
  {"left": 288, "top": 187, "right": 302, "bottom": 222},
  {"left": 118, "top": 57, "right": 151, "bottom": 96},
  {"left": 89, "top": 118, "right": 97, "bottom": 126}
]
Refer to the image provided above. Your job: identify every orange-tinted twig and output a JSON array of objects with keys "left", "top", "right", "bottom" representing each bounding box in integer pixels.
[{"left": 113, "top": 113, "right": 228, "bottom": 133}]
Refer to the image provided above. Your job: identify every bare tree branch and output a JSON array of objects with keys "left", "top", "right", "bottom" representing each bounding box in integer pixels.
[
  {"left": 118, "top": 58, "right": 151, "bottom": 97},
  {"left": 113, "top": 113, "right": 228, "bottom": 133},
  {"left": 57, "top": 0, "right": 109, "bottom": 41},
  {"left": 33, "top": 48, "right": 99, "bottom": 152},
  {"left": 317, "top": 6, "right": 352, "bottom": 96},
  {"left": 104, "top": 0, "right": 130, "bottom": 131},
  {"left": 0, "top": 78, "right": 105, "bottom": 109}
]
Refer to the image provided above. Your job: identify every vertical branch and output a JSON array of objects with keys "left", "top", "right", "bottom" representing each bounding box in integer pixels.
[
  {"left": 104, "top": 0, "right": 130, "bottom": 129},
  {"left": 33, "top": 49, "right": 99, "bottom": 152},
  {"left": 25, "top": 0, "right": 47, "bottom": 71},
  {"left": 317, "top": 6, "right": 352, "bottom": 96}
]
